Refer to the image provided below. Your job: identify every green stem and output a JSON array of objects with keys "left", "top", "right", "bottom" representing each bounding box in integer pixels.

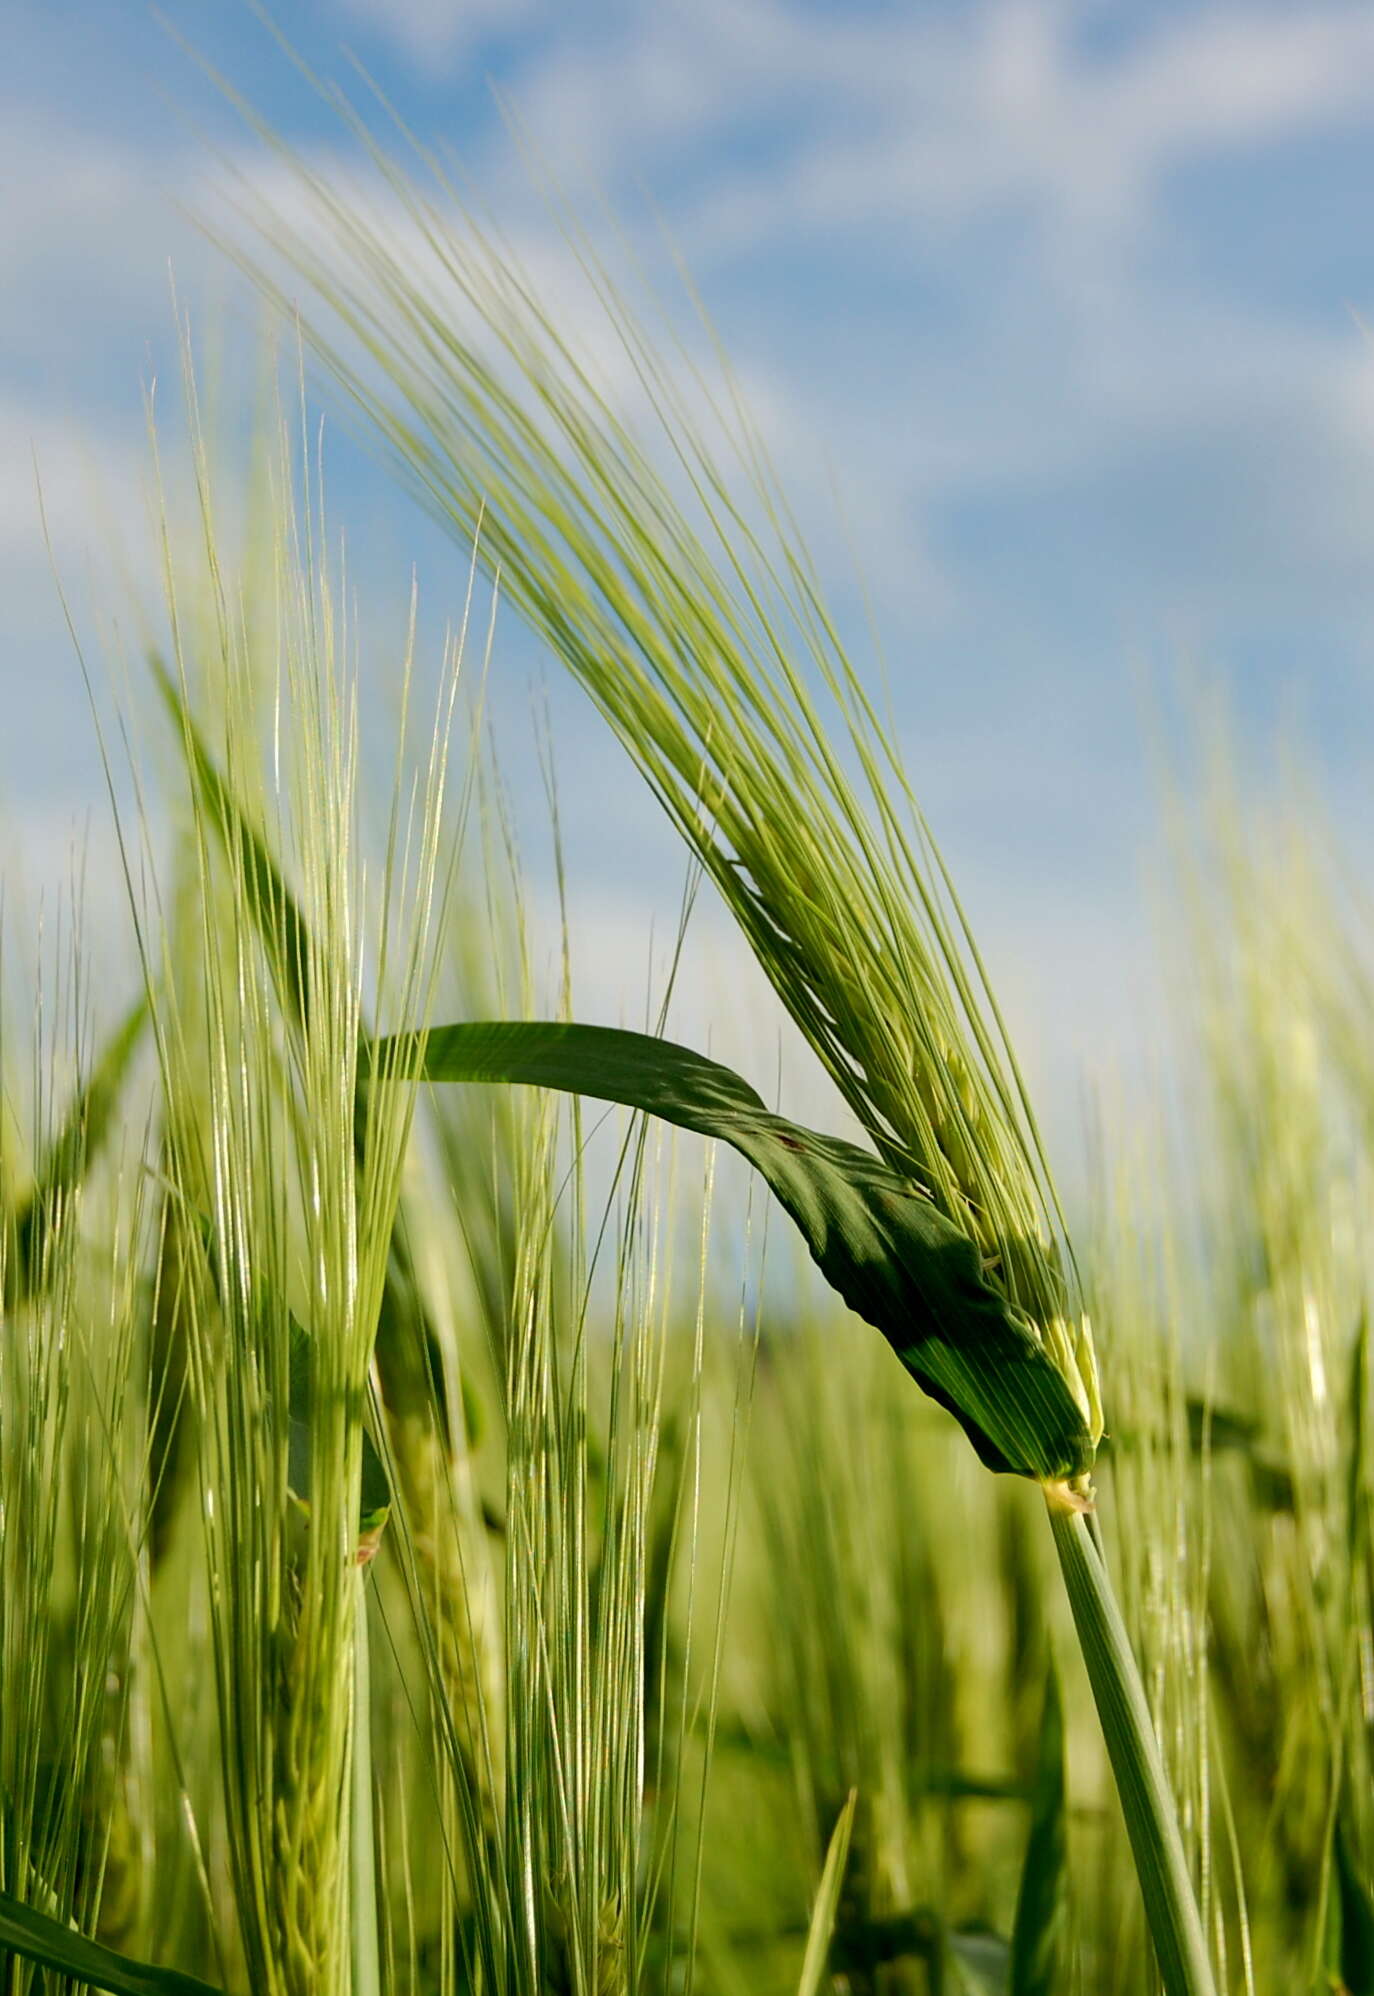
[
  {"left": 1047, "top": 1501, "right": 1216, "bottom": 1996},
  {"left": 351, "top": 1581, "right": 381, "bottom": 1996}
]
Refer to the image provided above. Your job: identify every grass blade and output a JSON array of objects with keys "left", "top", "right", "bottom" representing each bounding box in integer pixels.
[
  {"left": 0, "top": 1889, "right": 219, "bottom": 1996},
  {"left": 1009, "top": 1662, "right": 1068, "bottom": 1996},
  {"left": 4, "top": 995, "right": 146, "bottom": 1306},
  {"left": 796, "top": 1790, "right": 856, "bottom": 1996},
  {"left": 150, "top": 650, "right": 313, "bottom": 1028}
]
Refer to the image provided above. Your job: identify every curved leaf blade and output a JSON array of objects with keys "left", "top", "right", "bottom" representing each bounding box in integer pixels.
[
  {"left": 370, "top": 1020, "right": 1093, "bottom": 1482},
  {"left": 1010, "top": 1662, "right": 1068, "bottom": 1996},
  {"left": 797, "top": 1792, "right": 856, "bottom": 1996},
  {"left": 4, "top": 995, "right": 148, "bottom": 1307},
  {"left": 0, "top": 1888, "right": 219, "bottom": 1996},
  {"left": 151, "top": 651, "right": 313, "bottom": 1027}
]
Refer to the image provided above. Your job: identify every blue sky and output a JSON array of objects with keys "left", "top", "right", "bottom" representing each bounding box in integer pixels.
[{"left": 6, "top": 0, "right": 1374, "bottom": 1170}]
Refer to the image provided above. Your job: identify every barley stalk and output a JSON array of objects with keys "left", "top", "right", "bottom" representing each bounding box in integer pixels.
[{"left": 133, "top": 357, "right": 464, "bottom": 1996}]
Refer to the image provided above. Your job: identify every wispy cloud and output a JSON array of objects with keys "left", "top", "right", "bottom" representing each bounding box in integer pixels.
[
  {"left": 494, "top": 1, "right": 1374, "bottom": 240},
  {"left": 6, "top": 0, "right": 1374, "bottom": 1112},
  {"left": 0, "top": 115, "right": 207, "bottom": 371},
  {"left": 332, "top": 0, "right": 541, "bottom": 71}
]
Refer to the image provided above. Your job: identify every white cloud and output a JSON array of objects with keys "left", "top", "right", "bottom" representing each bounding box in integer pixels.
[
  {"left": 206, "top": 132, "right": 952, "bottom": 636},
  {"left": 334, "top": 0, "right": 1374, "bottom": 628},
  {"left": 623, "top": 1, "right": 1374, "bottom": 251},
  {"left": 6, "top": 0, "right": 1374, "bottom": 1154},
  {"left": 332, "top": 0, "right": 540, "bottom": 71},
  {"left": 11, "top": 2, "right": 1374, "bottom": 616},
  {"left": 0, "top": 109, "right": 240, "bottom": 654},
  {"left": 0, "top": 400, "right": 145, "bottom": 574},
  {"left": 0, "top": 114, "right": 209, "bottom": 372}
]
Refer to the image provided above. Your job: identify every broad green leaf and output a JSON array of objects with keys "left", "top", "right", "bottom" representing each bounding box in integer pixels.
[
  {"left": 4, "top": 995, "right": 147, "bottom": 1306},
  {"left": 151, "top": 652, "right": 312, "bottom": 1027},
  {"left": 796, "top": 1790, "right": 856, "bottom": 1996},
  {"left": 1010, "top": 1662, "right": 1068, "bottom": 1996},
  {"left": 0, "top": 1887, "right": 219, "bottom": 1996},
  {"left": 370, "top": 1020, "right": 1095, "bottom": 1482}
]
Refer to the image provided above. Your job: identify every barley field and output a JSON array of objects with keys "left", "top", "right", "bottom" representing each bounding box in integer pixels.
[{"left": 2, "top": 53, "right": 1371, "bottom": 1996}]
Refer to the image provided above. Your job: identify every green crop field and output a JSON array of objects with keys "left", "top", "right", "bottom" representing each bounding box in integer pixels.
[{"left": 1, "top": 62, "right": 1370, "bottom": 1996}]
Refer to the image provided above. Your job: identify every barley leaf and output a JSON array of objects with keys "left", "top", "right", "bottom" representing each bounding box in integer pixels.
[
  {"left": 4, "top": 994, "right": 147, "bottom": 1306},
  {"left": 371, "top": 1020, "right": 1094, "bottom": 1482},
  {"left": 0, "top": 1888, "right": 219, "bottom": 1996},
  {"left": 1009, "top": 1661, "right": 1068, "bottom": 1996},
  {"left": 797, "top": 1791, "right": 856, "bottom": 1996},
  {"left": 151, "top": 650, "right": 312, "bottom": 1026}
]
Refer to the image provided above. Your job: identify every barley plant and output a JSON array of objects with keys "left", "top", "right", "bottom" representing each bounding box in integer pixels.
[
  {"left": 229, "top": 96, "right": 1211, "bottom": 1989},
  {"left": 3, "top": 52, "right": 1373, "bottom": 1996}
]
